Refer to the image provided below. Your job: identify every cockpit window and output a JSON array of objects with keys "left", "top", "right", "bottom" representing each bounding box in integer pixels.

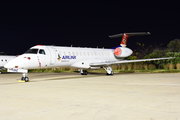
[
  {"left": 25, "top": 49, "right": 39, "bottom": 54},
  {"left": 39, "top": 49, "right": 46, "bottom": 55}
]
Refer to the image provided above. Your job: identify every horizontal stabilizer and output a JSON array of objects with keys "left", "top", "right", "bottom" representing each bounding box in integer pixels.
[{"left": 109, "top": 32, "right": 150, "bottom": 38}]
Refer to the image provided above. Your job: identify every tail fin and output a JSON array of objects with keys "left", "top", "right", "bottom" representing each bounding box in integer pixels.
[
  {"left": 109, "top": 32, "right": 150, "bottom": 47},
  {"left": 121, "top": 33, "right": 129, "bottom": 47}
]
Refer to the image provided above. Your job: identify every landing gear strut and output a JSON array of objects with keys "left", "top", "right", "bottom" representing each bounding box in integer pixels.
[
  {"left": 80, "top": 69, "right": 88, "bottom": 75},
  {"left": 21, "top": 73, "right": 29, "bottom": 82},
  {"left": 103, "top": 66, "right": 114, "bottom": 75}
]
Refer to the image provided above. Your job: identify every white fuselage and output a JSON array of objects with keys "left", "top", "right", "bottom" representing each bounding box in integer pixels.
[
  {"left": 4, "top": 45, "right": 133, "bottom": 71},
  {"left": 0, "top": 56, "right": 16, "bottom": 68}
]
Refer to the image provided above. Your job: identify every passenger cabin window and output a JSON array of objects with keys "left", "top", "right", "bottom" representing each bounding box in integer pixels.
[
  {"left": 39, "top": 49, "right": 46, "bottom": 55},
  {"left": 68, "top": 52, "right": 71, "bottom": 56},
  {"left": 94, "top": 52, "right": 97, "bottom": 56},
  {"left": 25, "top": 49, "right": 39, "bottom": 54},
  {"left": 72, "top": 52, "right": 75, "bottom": 56}
]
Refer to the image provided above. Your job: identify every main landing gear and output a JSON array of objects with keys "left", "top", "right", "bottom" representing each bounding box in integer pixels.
[
  {"left": 80, "top": 69, "right": 88, "bottom": 75},
  {"left": 20, "top": 73, "right": 29, "bottom": 82},
  {"left": 79, "top": 66, "right": 113, "bottom": 76},
  {"left": 103, "top": 66, "right": 114, "bottom": 75}
]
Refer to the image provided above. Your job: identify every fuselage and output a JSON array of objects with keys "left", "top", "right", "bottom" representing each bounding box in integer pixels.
[
  {"left": 0, "top": 55, "right": 16, "bottom": 68},
  {"left": 5, "top": 45, "right": 133, "bottom": 70}
]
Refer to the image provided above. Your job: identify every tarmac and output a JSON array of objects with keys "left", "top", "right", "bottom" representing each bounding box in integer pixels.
[{"left": 0, "top": 72, "right": 180, "bottom": 120}]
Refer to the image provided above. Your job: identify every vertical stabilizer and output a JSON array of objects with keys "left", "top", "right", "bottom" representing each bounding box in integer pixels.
[{"left": 120, "top": 33, "right": 129, "bottom": 47}]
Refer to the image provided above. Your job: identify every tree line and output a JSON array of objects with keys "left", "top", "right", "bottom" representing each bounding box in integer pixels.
[{"left": 127, "top": 39, "right": 180, "bottom": 69}]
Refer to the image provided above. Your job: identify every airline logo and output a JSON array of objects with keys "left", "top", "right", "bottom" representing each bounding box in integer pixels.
[
  {"left": 13, "top": 68, "right": 18, "bottom": 72},
  {"left": 123, "top": 38, "right": 126, "bottom": 44},
  {"left": 58, "top": 54, "right": 61, "bottom": 61},
  {"left": 58, "top": 54, "right": 76, "bottom": 61},
  {"left": 114, "top": 48, "right": 121, "bottom": 56},
  {"left": 62, "top": 56, "right": 76, "bottom": 59}
]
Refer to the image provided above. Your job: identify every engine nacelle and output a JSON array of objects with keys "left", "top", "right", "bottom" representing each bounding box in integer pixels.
[{"left": 114, "top": 47, "right": 133, "bottom": 58}]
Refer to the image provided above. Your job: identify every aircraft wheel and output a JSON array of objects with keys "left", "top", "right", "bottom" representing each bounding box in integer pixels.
[
  {"left": 21, "top": 77, "right": 25, "bottom": 80},
  {"left": 106, "top": 71, "right": 113, "bottom": 75},
  {"left": 24, "top": 77, "right": 29, "bottom": 82},
  {"left": 106, "top": 73, "right": 110, "bottom": 75},
  {"left": 84, "top": 70, "right": 88, "bottom": 75},
  {"left": 81, "top": 70, "right": 88, "bottom": 75},
  {"left": 111, "top": 71, "right": 114, "bottom": 75}
]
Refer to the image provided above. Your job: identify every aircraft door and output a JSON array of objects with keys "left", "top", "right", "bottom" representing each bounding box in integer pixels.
[
  {"left": 37, "top": 49, "right": 48, "bottom": 68},
  {"left": 47, "top": 47, "right": 56, "bottom": 65}
]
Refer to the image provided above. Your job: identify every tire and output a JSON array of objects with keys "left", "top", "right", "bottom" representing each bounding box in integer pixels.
[
  {"left": 106, "top": 71, "right": 113, "bottom": 75},
  {"left": 84, "top": 70, "right": 88, "bottom": 75},
  {"left": 81, "top": 70, "right": 88, "bottom": 75},
  {"left": 25, "top": 77, "right": 29, "bottom": 82}
]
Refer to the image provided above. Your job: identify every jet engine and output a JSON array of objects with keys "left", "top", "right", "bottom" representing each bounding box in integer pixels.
[{"left": 114, "top": 47, "right": 133, "bottom": 58}]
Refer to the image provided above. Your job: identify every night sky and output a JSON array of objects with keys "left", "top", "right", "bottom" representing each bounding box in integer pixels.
[{"left": 0, "top": 1, "right": 180, "bottom": 55}]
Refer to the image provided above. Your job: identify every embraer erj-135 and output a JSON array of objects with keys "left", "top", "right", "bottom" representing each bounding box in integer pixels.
[
  {"left": 5, "top": 32, "right": 173, "bottom": 82},
  {"left": 0, "top": 55, "right": 16, "bottom": 73}
]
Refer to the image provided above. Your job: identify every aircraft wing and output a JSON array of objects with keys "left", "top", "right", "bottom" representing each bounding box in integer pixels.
[{"left": 89, "top": 57, "right": 174, "bottom": 67}]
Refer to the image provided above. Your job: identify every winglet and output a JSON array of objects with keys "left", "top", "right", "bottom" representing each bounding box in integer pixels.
[{"left": 109, "top": 32, "right": 150, "bottom": 47}]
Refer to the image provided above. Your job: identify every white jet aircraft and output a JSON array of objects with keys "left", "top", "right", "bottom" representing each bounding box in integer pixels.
[
  {"left": 0, "top": 55, "right": 16, "bottom": 73},
  {"left": 4, "top": 32, "right": 174, "bottom": 82}
]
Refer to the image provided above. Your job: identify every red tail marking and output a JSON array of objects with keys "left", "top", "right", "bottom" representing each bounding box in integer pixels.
[{"left": 121, "top": 33, "right": 129, "bottom": 45}]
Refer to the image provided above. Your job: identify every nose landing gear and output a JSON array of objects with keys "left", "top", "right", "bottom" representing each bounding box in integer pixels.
[{"left": 19, "top": 73, "right": 29, "bottom": 82}]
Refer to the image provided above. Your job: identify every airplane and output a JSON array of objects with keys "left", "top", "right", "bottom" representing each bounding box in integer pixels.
[
  {"left": 4, "top": 32, "right": 174, "bottom": 82},
  {"left": 0, "top": 55, "right": 16, "bottom": 73}
]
